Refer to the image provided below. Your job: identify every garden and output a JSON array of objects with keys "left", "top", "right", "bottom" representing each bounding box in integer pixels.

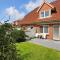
[{"left": 0, "top": 23, "right": 60, "bottom": 60}]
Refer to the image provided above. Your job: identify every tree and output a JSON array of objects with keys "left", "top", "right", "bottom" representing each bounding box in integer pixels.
[{"left": 0, "top": 23, "right": 17, "bottom": 60}]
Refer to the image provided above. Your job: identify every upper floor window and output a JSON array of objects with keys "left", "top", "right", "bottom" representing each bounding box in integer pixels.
[
  {"left": 45, "top": 10, "right": 49, "bottom": 17},
  {"left": 40, "top": 11, "right": 44, "bottom": 17},
  {"left": 40, "top": 9, "right": 51, "bottom": 18}
]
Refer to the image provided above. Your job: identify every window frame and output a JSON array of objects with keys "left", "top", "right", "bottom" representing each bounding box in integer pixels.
[
  {"left": 40, "top": 11, "right": 45, "bottom": 18},
  {"left": 40, "top": 25, "right": 48, "bottom": 34},
  {"left": 40, "top": 9, "right": 51, "bottom": 19},
  {"left": 45, "top": 10, "right": 50, "bottom": 17}
]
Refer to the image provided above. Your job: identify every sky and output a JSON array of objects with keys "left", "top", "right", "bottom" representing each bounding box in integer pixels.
[{"left": 0, "top": 0, "right": 54, "bottom": 23}]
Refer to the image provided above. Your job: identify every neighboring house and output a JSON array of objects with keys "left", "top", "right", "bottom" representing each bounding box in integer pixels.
[{"left": 14, "top": 0, "right": 60, "bottom": 40}]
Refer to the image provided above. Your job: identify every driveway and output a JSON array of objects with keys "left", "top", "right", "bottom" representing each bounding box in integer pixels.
[{"left": 29, "top": 38, "right": 60, "bottom": 51}]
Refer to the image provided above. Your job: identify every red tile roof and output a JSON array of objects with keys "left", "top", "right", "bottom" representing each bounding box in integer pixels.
[{"left": 15, "top": 0, "right": 60, "bottom": 25}]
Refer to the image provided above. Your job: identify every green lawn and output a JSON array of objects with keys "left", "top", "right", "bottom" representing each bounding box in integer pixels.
[{"left": 16, "top": 42, "right": 60, "bottom": 60}]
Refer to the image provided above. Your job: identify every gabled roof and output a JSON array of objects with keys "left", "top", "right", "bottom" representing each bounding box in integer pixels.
[
  {"left": 37, "top": 1, "right": 54, "bottom": 12},
  {"left": 15, "top": 0, "right": 60, "bottom": 25}
]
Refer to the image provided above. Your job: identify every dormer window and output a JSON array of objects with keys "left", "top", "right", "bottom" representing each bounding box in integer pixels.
[
  {"left": 40, "top": 9, "right": 51, "bottom": 19},
  {"left": 45, "top": 10, "right": 50, "bottom": 17},
  {"left": 40, "top": 11, "right": 44, "bottom": 17}
]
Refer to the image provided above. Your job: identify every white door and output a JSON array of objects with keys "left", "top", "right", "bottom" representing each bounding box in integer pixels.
[{"left": 53, "top": 25, "right": 59, "bottom": 40}]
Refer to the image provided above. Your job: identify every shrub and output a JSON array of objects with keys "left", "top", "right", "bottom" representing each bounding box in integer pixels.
[
  {"left": 11, "top": 29, "right": 28, "bottom": 42},
  {"left": 0, "top": 23, "right": 17, "bottom": 60}
]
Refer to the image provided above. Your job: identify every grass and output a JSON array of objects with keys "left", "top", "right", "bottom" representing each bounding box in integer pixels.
[{"left": 16, "top": 42, "right": 60, "bottom": 60}]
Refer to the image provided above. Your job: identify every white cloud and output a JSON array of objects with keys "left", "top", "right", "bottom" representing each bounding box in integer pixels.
[
  {"left": 5, "top": 6, "right": 25, "bottom": 22},
  {"left": 23, "top": 0, "right": 53, "bottom": 12},
  {"left": 24, "top": 0, "right": 43, "bottom": 12},
  {"left": 24, "top": 1, "right": 37, "bottom": 12},
  {"left": 4, "top": 0, "right": 54, "bottom": 23}
]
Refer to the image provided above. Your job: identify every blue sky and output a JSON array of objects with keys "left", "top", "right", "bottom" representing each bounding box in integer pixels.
[{"left": 0, "top": 0, "right": 54, "bottom": 23}]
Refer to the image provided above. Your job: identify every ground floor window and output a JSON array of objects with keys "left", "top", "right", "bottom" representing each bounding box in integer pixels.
[{"left": 40, "top": 25, "right": 48, "bottom": 33}]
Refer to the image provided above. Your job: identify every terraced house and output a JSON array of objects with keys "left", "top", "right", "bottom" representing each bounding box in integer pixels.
[{"left": 14, "top": 0, "right": 60, "bottom": 40}]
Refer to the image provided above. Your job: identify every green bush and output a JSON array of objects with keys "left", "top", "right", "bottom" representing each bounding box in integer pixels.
[
  {"left": 11, "top": 29, "right": 28, "bottom": 42},
  {"left": 0, "top": 23, "right": 17, "bottom": 60}
]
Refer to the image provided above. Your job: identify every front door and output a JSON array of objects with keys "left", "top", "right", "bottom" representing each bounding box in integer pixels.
[{"left": 53, "top": 25, "right": 59, "bottom": 40}]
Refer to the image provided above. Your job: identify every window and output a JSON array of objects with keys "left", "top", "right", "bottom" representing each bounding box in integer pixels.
[
  {"left": 40, "top": 9, "right": 51, "bottom": 18},
  {"left": 40, "top": 11, "right": 44, "bottom": 17},
  {"left": 44, "top": 26, "right": 48, "bottom": 33},
  {"left": 40, "top": 26, "right": 48, "bottom": 33},
  {"left": 40, "top": 26, "right": 43, "bottom": 33},
  {"left": 45, "top": 10, "right": 49, "bottom": 17}
]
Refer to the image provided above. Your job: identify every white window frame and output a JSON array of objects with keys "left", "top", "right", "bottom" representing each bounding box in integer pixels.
[
  {"left": 45, "top": 10, "right": 49, "bottom": 17},
  {"left": 40, "top": 11, "right": 45, "bottom": 18},
  {"left": 40, "top": 9, "right": 51, "bottom": 19},
  {"left": 40, "top": 25, "right": 48, "bottom": 34},
  {"left": 43, "top": 25, "right": 48, "bottom": 34}
]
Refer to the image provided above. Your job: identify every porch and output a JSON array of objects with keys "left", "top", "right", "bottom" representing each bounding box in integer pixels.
[
  {"left": 35, "top": 24, "right": 60, "bottom": 40},
  {"left": 32, "top": 20, "right": 60, "bottom": 40}
]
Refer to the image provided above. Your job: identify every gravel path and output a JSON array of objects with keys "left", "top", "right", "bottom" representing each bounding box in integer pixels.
[{"left": 29, "top": 38, "right": 60, "bottom": 51}]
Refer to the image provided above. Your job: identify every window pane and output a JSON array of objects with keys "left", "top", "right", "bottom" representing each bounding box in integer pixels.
[
  {"left": 40, "top": 26, "right": 43, "bottom": 33},
  {"left": 45, "top": 10, "right": 49, "bottom": 17},
  {"left": 40, "top": 11, "right": 44, "bottom": 17},
  {"left": 44, "top": 26, "right": 48, "bottom": 33}
]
